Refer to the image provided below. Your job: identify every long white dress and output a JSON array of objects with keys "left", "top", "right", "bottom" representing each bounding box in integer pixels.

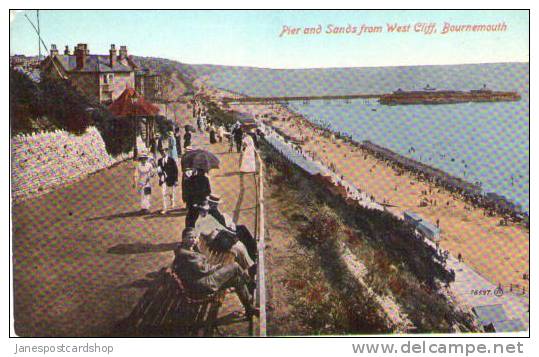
[
  {"left": 240, "top": 135, "right": 256, "bottom": 173},
  {"left": 134, "top": 160, "right": 155, "bottom": 210}
]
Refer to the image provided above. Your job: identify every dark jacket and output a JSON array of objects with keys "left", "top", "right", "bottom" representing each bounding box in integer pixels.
[
  {"left": 184, "top": 132, "right": 192, "bottom": 148},
  {"left": 233, "top": 127, "right": 243, "bottom": 143},
  {"left": 209, "top": 129, "right": 217, "bottom": 144},
  {"left": 184, "top": 173, "right": 211, "bottom": 206},
  {"left": 157, "top": 156, "right": 179, "bottom": 186},
  {"left": 174, "top": 134, "right": 182, "bottom": 156},
  {"left": 173, "top": 248, "right": 221, "bottom": 293},
  {"left": 248, "top": 132, "right": 259, "bottom": 149}
]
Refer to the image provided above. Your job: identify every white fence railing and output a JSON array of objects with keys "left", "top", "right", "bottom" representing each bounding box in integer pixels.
[{"left": 255, "top": 151, "right": 267, "bottom": 336}]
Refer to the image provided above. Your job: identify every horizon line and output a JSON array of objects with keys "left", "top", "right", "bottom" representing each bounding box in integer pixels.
[
  {"left": 10, "top": 51, "right": 529, "bottom": 70},
  {"left": 176, "top": 59, "right": 529, "bottom": 70}
]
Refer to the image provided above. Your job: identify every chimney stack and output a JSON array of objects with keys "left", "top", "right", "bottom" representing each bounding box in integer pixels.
[
  {"left": 75, "top": 43, "right": 89, "bottom": 70},
  {"left": 64, "top": 45, "right": 71, "bottom": 55},
  {"left": 50, "top": 44, "right": 58, "bottom": 56},
  {"left": 109, "top": 44, "right": 117, "bottom": 67},
  {"left": 119, "top": 45, "right": 128, "bottom": 60}
]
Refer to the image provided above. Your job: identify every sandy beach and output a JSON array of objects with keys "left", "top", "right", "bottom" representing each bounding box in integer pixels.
[
  {"left": 200, "top": 84, "right": 529, "bottom": 294},
  {"left": 252, "top": 103, "right": 529, "bottom": 292}
]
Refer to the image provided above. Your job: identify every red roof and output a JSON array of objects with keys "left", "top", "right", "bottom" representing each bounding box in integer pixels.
[{"left": 108, "top": 87, "right": 160, "bottom": 117}]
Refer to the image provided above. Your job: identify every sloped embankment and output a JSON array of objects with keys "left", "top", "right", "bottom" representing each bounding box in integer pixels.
[{"left": 261, "top": 139, "right": 476, "bottom": 335}]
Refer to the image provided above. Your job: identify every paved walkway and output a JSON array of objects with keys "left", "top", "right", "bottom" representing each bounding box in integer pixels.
[
  {"left": 417, "top": 236, "right": 529, "bottom": 331},
  {"left": 12, "top": 128, "right": 257, "bottom": 336},
  {"left": 447, "top": 254, "right": 529, "bottom": 331}
]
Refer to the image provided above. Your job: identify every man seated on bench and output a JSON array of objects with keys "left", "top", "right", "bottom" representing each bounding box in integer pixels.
[
  {"left": 207, "top": 194, "right": 257, "bottom": 262},
  {"left": 194, "top": 201, "right": 257, "bottom": 281},
  {"left": 173, "top": 228, "right": 259, "bottom": 318}
]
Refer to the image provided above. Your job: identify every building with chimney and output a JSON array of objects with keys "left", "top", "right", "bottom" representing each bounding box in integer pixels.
[{"left": 40, "top": 43, "right": 157, "bottom": 104}]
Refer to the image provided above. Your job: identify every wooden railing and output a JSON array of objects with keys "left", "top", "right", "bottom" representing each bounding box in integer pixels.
[{"left": 254, "top": 150, "right": 267, "bottom": 336}]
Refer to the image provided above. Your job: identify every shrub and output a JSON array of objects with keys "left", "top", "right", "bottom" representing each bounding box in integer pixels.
[
  {"left": 261, "top": 138, "right": 474, "bottom": 333},
  {"left": 299, "top": 205, "right": 341, "bottom": 245},
  {"left": 10, "top": 69, "right": 136, "bottom": 156}
]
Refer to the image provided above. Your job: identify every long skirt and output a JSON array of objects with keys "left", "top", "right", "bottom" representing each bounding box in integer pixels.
[{"left": 240, "top": 147, "right": 256, "bottom": 173}]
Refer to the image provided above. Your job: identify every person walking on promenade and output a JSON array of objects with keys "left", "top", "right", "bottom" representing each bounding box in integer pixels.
[
  {"left": 184, "top": 168, "right": 212, "bottom": 228},
  {"left": 133, "top": 151, "right": 155, "bottom": 213},
  {"left": 149, "top": 134, "right": 158, "bottom": 164},
  {"left": 150, "top": 132, "right": 163, "bottom": 163},
  {"left": 217, "top": 125, "right": 225, "bottom": 143},
  {"left": 249, "top": 129, "right": 259, "bottom": 149},
  {"left": 173, "top": 228, "right": 259, "bottom": 317},
  {"left": 197, "top": 115, "right": 203, "bottom": 132},
  {"left": 181, "top": 148, "right": 193, "bottom": 208},
  {"left": 233, "top": 124, "right": 244, "bottom": 153},
  {"left": 240, "top": 132, "right": 256, "bottom": 174},
  {"left": 184, "top": 129, "right": 192, "bottom": 149},
  {"left": 166, "top": 130, "right": 178, "bottom": 161},
  {"left": 228, "top": 125, "right": 235, "bottom": 153},
  {"left": 174, "top": 127, "right": 182, "bottom": 158},
  {"left": 209, "top": 125, "right": 217, "bottom": 144},
  {"left": 157, "top": 148, "right": 179, "bottom": 214},
  {"left": 199, "top": 113, "right": 207, "bottom": 132}
]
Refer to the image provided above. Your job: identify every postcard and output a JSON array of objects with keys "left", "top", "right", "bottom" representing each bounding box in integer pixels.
[{"left": 9, "top": 9, "right": 529, "bottom": 341}]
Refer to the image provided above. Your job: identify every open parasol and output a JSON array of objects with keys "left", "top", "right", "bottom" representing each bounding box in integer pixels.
[{"left": 181, "top": 149, "right": 220, "bottom": 171}]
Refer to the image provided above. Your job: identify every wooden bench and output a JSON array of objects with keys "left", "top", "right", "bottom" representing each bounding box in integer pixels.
[{"left": 121, "top": 240, "right": 235, "bottom": 336}]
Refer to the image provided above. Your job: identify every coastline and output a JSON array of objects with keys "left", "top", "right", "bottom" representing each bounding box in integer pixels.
[
  {"left": 199, "top": 83, "right": 529, "bottom": 295},
  {"left": 283, "top": 104, "right": 527, "bottom": 220}
]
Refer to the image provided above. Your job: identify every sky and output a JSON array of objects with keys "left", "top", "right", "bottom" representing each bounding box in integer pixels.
[{"left": 9, "top": 10, "right": 529, "bottom": 68}]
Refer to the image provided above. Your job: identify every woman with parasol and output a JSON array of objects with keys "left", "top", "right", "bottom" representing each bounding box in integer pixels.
[{"left": 181, "top": 148, "right": 220, "bottom": 227}]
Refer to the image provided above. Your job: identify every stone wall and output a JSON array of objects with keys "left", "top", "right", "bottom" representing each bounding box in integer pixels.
[{"left": 11, "top": 126, "right": 133, "bottom": 203}]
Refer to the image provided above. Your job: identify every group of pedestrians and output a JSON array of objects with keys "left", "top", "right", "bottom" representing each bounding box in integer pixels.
[
  {"left": 133, "top": 115, "right": 260, "bottom": 318},
  {"left": 134, "top": 142, "right": 180, "bottom": 215},
  {"left": 150, "top": 129, "right": 181, "bottom": 163}
]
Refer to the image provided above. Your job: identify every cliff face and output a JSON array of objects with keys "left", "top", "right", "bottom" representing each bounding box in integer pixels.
[{"left": 132, "top": 56, "right": 195, "bottom": 99}]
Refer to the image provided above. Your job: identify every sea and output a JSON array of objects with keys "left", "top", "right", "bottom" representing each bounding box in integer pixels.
[{"left": 196, "top": 63, "right": 530, "bottom": 212}]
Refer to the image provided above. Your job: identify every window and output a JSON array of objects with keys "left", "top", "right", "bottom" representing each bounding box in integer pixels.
[{"left": 103, "top": 73, "right": 114, "bottom": 84}]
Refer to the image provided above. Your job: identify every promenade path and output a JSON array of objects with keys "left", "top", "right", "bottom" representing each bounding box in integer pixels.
[
  {"left": 12, "top": 127, "right": 258, "bottom": 336},
  {"left": 447, "top": 255, "right": 529, "bottom": 331}
]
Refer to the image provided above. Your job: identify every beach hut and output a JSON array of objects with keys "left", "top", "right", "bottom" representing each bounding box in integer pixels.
[
  {"left": 404, "top": 211, "right": 423, "bottom": 226},
  {"left": 416, "top": 219, "right": 441, "bottom": 242},
  {"left": 403, "top": 211, "right": 440, "bottom": 242}
]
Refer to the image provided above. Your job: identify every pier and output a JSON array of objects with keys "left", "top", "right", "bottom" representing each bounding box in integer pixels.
[
  {"left": 223, "top": 89, "right": 521, "bottom": 106},
  {"left": 222, "top": 93, "right": 384, "bottom": 104}
]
